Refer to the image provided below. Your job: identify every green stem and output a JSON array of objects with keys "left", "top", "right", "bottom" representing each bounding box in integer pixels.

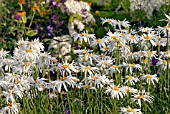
[
  {"left": 29, "top": 11, "right": 35, "bottom": 29},
  {"left": 166, "top": 29, "right": 169, "bottom": 91}
]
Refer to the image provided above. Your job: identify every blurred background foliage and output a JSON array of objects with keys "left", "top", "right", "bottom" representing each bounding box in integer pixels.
[{"left": 0, "top": 0, "right": 170, "bottom": 52}]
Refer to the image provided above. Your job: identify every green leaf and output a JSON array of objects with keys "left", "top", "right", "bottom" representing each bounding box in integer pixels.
[
  {"left": 26, "top": 30, "right": 37, "bottom": 36},
  {"left": 68, "top": 14, "right": 74, "bottom": 23},
  {"left": 96, "top": 27, "right": 106, "bottom": 38},
  {"left": 22, "top": 15, "right": 27, "bottom": 24},
  {"left": 75, "top": 13, "right": 81, "bottom": 21}
]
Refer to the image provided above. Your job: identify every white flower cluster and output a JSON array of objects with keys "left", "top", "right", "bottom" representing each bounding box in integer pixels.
[
  {"left": 61, "top": 0, "right": 96, "bottom": 35},
  {"left": 49, "top": 35, "right": 72, "bottom": 60},
  {"left": 1, "top": 14, "right": 170, "bottom": 113},
  {"left": 129, "top": 0, "right": 169, "bottom": 19}
]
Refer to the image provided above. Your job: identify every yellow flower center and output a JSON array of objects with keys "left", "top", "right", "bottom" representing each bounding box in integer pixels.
[
  {"left": 140, "top": 51, "right": 145, "bottom": 55},
  {"left": 127, "top": 108, "right": 134, "bottom": 112},
  {"left": 128, "top": 64, "right": 134, "bottom": 67},
  {"left": 26, "top": 49, "right": 33, "bottom": 53},
  {"left": 112, "top": 86, "right": 119, "bottom": 91},
  {"left": 164, "top": 51, "right": 168, "bottom": 54},
  {"left": 126, "top": 88, "right": 130, "bottom": 93},
  {"left": 102, "top": 61, "right": 106, "bottom": 65},
  {"left": 146, "top": 75, "right": 153, "bottom": 78},
  {"left": 85, "top": 66, "right": 91, "bottom": 70},
  {"left": 62, "top": 64, "right": 70, "bottom": 69},
  {"left": 130, "top": 35, "right": 134, "bottom": 39},
  {"left": 12, "top": 74, "right": 15, "bottom": 77},
  {"left": 91, "top": 76, "right": 98, "bottom": 80},
  {"left": 96, "top": 39, "right": 101, "bottom": 43},
  {"left": 84, "top": 85, "right": 91, "bottom": 89},
  {"left": 87, "top": 53, "right": 92, "bottom": 57},
  {"left": 112, "top": 65, "right": 119, "bottom": 68},
  {"left": 158, "top": 37, "right": 163, "bottom": 40},
  {"left": 144, "top": 36, "right": 151, "bottom": 40},
  {"left": 7, "top": 103, "right": 13, "bottom": 107},
  {"left": 27, "top": 42, "right": 33, "bottom": 45},
  {"left": 8, "top": 90, "right": 13, "bottom": 93},
  {"left": 107, "top": 19, "right": 112, "bottom": 23},
  {"left": 163, "top": 60, "right": 167, "bottom": 65},
  {"left": 82, "top": 50, "right": 86, "bottom": 54},
  {"left": 60, "top": 77, "right": 67, "bottom": 81},
  {"left": 53, "top": 59, "right": 58, "bottom": 63},
  {"left": 100, "top": 54, "right": 105, "bottom": 58},
  {"left": 14, "top": 80, "right": 20, "bottom": 84},
  {"left": 118, "top": 42, "right": 123, "bottom": 47},
  {"left": 147, "top": 51, "right": 152, "bottom": 55},
  {"left": 81, "top": 32, "right": 87, "bottom": 36},
  {"left": 144, "top": 59, "right": 148, "bottom": 63},
  {"left": 104, "top": 47, "right": 109, "bottom": 51},
  {"left": 138, "top": 95, "right": 144, "bottom": 99},
  {"left": 24, "top": 62, "right": 30, "bottom": 66},
  {"left": 82, "top": 59, "right": 87, "bottom": 62},
  {"left": 121, "top": 33, "right": 125, "bottom": 36},
  {"left": 126, "top": 76, "right": 132, "bottom": 80},
  {"left": 112, "top": 36, "right": 120, "bottom": 41},
  {"left": 163, "top": 26, "right": 170, "bottom": 29}
]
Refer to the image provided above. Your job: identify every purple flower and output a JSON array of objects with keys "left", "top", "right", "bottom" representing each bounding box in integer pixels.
[
  {"left": 47, "top": 26, "right": 53, "bottom": 31},
  {"left": 34, "top": 29, "right": 38, "bottom": 33},
  {"left": 52, "top": 1, "right": 57, "bottom": 6},
  {"left": 57, "top": 2, "right": 62, "bottom": 7},
  {"left": 63, "top": 109, "right": 70, "bottom": 114},
  {"left": 48, "top": 32, "right": 52, "bottom": 36},
  {"left": 152, "top": 58, "right": 159, "bottom": 65},
  {"left": 14, "top": 14, "right": 21, "bottom": 20}
]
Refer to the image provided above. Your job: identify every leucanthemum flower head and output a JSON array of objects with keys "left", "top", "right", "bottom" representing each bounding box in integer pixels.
[
  {"left": 73, "top": 30, "right": 95, "bottom": 44},
  {"left": 131, "top": 90, "right": 154, "bottom": 108},
  {"left": 106, "top": 83, "right": 125, "bottom": 100},
  {"left": 141, "top": 74, "right": 158, "bottom": 85},
  {"left": 124, "top": 75, "right": 139, "bottom": 85},
  {"left": 120, "top": 106, "right": 142, "bottom": 114}
]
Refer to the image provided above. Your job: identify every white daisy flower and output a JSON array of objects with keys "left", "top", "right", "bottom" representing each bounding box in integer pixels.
[
  {"left": 58, "top": 60, "right": 78, "bottom": 76},
  {"left": 0, "top": 103, "right": 20, "bottom": 114},
  {"left": 79, "top": 64, "right": 99, "bottom": 77},
  {"left": 141, "top": 32, "right": 157, "bottom": 47},
  {"left": 124, "top": 75, "right": 139, "bottom": 85},
  {"left": 120, "top": 106, "right": 142, "bottom": 114},
  {"left": 123, "top": 63, "right": 142, "bottom": 74},
  {"left": 86, "top": 74, "right": 104, "bottom": 88},
  {"left": 90, "top": 38, "right": 108, "bottom": 48},
  {"left": 106, "top": 83, "right": 125, "bottom": 100},
  {"left": 0, "top": 48, "right": 9, "bottom": 59},
  {"left": 101, "top": 18, "right": 118, "bottom": 27},
  {"left": 54, "top": 76, "right": 71, "bottom": 93},
  {"left": 125, "top": 34, "right": 139, "bottom": 44},
  {"left": 73, "top": 30, "right": 95, "bottom": 44},
  {"left": 121, "top": 86, "right": 138, "bottom": 94},
  {"left": 118, "top": 19, "right": 131, "bottom": 29},
  {"left": 81, "top": 84, "right": 96, "bottom": 90},
  {"left": 156, "top": 59, "right": 169, "bottom": 70},
  {"left": 141, "top": 74, "right": 158, "bottom": 85},
  {"left": 131, "top": 90, "right": 154, "bottom": 108}
]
